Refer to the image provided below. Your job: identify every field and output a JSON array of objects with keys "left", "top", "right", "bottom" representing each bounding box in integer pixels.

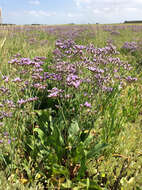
[{"left": 0, "top": 24, "right": 142, "bottom": 189}]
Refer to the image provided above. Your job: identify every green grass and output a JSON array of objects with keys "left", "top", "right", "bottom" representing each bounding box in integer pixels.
[{"left": 0, "top": 24, "right": 142, "bottom": 189}]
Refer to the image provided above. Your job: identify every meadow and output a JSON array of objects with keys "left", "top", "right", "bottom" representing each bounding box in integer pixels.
[{"left": 0, "top": 23, "right": 142, "bottom": 189}]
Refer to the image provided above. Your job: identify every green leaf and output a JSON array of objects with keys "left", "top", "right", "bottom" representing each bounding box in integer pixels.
[
  {"left": 26, "top": 135, "right": 35, "bottom": 150},
  {"left": 61, "top": 179, "right": 72, "bottom": 188},
  {"left": 74, "top": 179, "right": 102, "bottom": 190},
  {"left": 68, "top": 121, "right": 80, "bottom": 143},
  {"left": 49, "top": 115, "right": 54, "bottom": 132},
  {"left": 84, "top": 134, "right": 94, "bottom": 146},
  {"left": 33, "top": 128, "right": 45, "bottom": 145},
  {"left": 87, "top": 143, "right": 107, "bottom": 159},
  {"left": 52, "top": 164, "right": 69, "bottom": 176}
]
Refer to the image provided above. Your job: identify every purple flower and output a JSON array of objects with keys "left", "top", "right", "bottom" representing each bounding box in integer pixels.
[
  {"left": 33, "top": 83, "right": 40, "bottom": 88},
  {"left": 53, "top": 48, "right": 62, "bottom": 57},
  {"left": 88, "top": 66, "right": 97, "bottom": 72},
  {"left": 17, "top": 99, "right": 26, "bottom": 105},
  {"left": 88, "top": 67, "right": 104, "bottom": 74},
  {"left": 72, "top": 80, "right": 81, "bottom": 88},
  {"left": 32, "top": 74, "right": 43, "bottom": 80},
  {"left": 0, "top": 111, "right": 12, "bottom": 119},
  {"left": 48, "top": 87, "right": 63, "bottom": 98},
  {"left": 3, "top": 132, "right": 9, "bottom": 136},
  {"left": 66, "top": 74, "right": 82, "bottom": 88},
  {"left": 33, "top": 68, "right": 43, "bottom": 72},
  {"left": 125, "top": 76, "right": 137, "bottom": 82},
  {"left": 102, "top": 86, "right": 113, "bottom": 92},
  {"left": 51, "top": 74, "right": 62, "bottom": 81},
  {"left": 2, "top": 76, "right": 9, "bottom": 83},
  {"left": 17, "top": 97, "right": 38, "bottom": 106},
  {"left": 0, "top": 87, "right": 8, "bottom": 93},
  {"left": 3, "top": 112, "right": 13, "bottom": 118},
  {"left": 26, "top": 97, "right": 38, "bottom": 102},
  {"left": 8, "top": 139, "right": 11, "bottom": 144},
  {"left": 4, "top": 100, "right": 15, "bottom": 108},
  {"left": 13, "top": 53, "right": 21, "bottom": 58},
  {"left": 8, "top": 58, "right": 19, "bottom": 64},
  {"left": 74, "top": 45, "right": 85, "bottom": 50},
  {"left": 84, "top": 102, "right": 91, "bottom": 108},
  {"left": 35, "top": 63, "right": 42, "bottom": 68},
  {"left": 12, "top": 77, "right": 22, "bottom": 82},
  {"left": 66, "top": 74, "right": 79, "bottom": 82},
  {"left": 24, "top": 81, "right": 29, "bottom": 85}
]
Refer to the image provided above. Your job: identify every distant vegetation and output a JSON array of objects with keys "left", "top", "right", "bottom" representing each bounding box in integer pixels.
[
  {"left": 0, "top": 23, "right": 16, "bottom": 25},
  {"left": 124, "top": 20, "right": 142, "bottom": 23}
]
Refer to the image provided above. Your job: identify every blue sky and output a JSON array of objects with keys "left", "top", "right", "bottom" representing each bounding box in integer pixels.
[{"left": 1, "top": 0, "right": 142, "bottom": 25}]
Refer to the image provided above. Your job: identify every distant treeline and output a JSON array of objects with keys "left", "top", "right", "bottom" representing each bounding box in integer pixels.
[
  {"left": 31, "top": 24, "right": 42, "bottom": 25},
  {"left": 0, "top": 23, "right": 16, "bottom": 26},
  {"left": 124, "top": 21, "right": 142, "bottom": 24}
]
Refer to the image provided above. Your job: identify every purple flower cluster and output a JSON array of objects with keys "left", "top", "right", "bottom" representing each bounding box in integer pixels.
[
  {"left": 17, "top": 97, "right": 38, "bottom": 106},
  {"left": 66, "top": 74, "right": 82, "bottom": 88},
  {"left": 121, "top": 41, "right": 138, "bottom": 52},
  {"left": 0, "top": 56, "right": 48, "bottom": 122},
  {"left": 0, "top": 33, "right": 138, "bottom": 127},
  {"left": 8, "top": 56, "right": 47, "bottom": 88},
  {"left": 49, "top": 39, "right": 137, "bottom": 96}
]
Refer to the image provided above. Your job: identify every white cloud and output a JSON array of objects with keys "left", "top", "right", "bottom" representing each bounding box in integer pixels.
[
  {"left": 67, "top": 12, "right": 82, "bottom": 18},
  {"left": 125, "top": 7, "right": 138, "bottom": 12},
  {"left": 67, "top": 13, "right": 76, "bottom": 18},
  {"left": 26, "top": 10, "right": 56, "bottom": 17},
  {"left": 29, "top": 0, "right": 40, "bottom": 5},
  {"left": 73, "top": 0, "right": 142, "bottom": 23},
  {"left": 93, "top": 9, "right": 101, "bottom": 14},
  {"left": 134, "top": 0, "right": 142, "bottom": 3},
  {"left": 5, "top": 10, "right": 58, "bottom": 24},
  {"left": 73, "top": 0, "right": 142, "bottom": 9},
  {"left": 73, "top": 0, "right": 93, "bottom": 7}
]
